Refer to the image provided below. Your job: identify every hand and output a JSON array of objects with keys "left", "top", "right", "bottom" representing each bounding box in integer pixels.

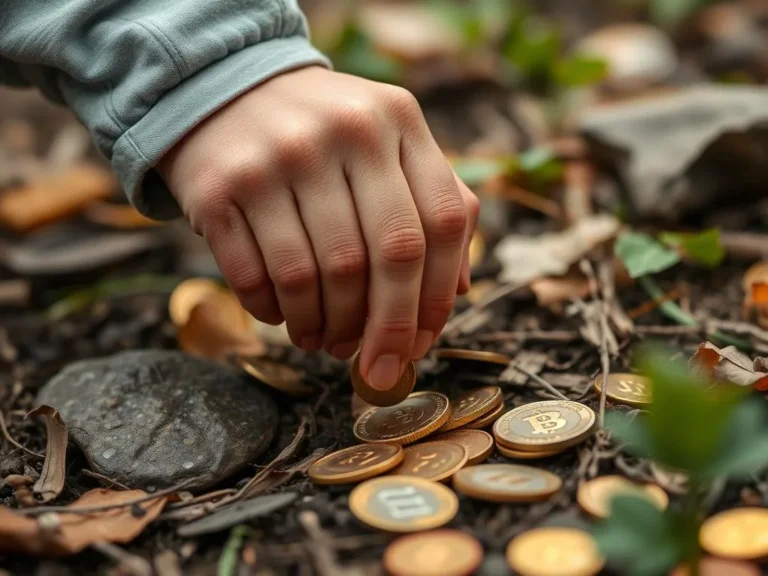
[{"left": 158, "top": 66, "right": 479, "bottom": 392}]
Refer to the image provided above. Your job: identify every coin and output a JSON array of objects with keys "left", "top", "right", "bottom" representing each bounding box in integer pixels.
[
  {"left": 239, "top": 357, "right": 313, "bottom": 396},
  {"left": 496, "top": 443, "right": 563, "bottom": 460},
  {"left": 594, "top": 373, "right": 652, "bottom": 408},
  {"left": 439, "top": 386, "right": 502, "bottom": 431},
  {"left": 169, "top": 278, "right": 223, "bottom": 326},
  {"left": 434, "top": 429, "right": 494, "bottom": 465},
  {"left": 384, "top": 530, "right": 484, "bottom": 576},
  {"left": 507, "top": 527, "right": 605, "bottom": 576},
  {"left": 466, "top": 401, "right": 505, "bottom": 429},
  {"left": 390, "top": 441, "right": 468, "bottom": 482},
  {"left": 494, "top": 400, "right": 596, "bottom": 452},
  {"left": 351, "top": 353, "right": 416, "bottom": 407},
  {"left": 354, "top": 391, "right": 451, "bottom": 445},
  {"left": 669, "top": 558, "right": 761, "bottom": 576},
  {"left": 308, "top": 444, "right": 404, "bottom": 485},
  {"left": 452, "top": 463, "right": 562, "bottom": 503},
  {"left": 433, "top": 348, "right": 511, "bottom": 366},
  {"left": 577, "top": 475, "right": 668, "bottom": 519},
  {"left": 700, "top": 508, "right": 768, "bottom": 560},
  {"left": 349, "top": 476, "right": 458, "bottom": 533}
]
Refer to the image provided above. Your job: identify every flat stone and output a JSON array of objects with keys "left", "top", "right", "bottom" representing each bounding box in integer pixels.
[{"left": 37, "top": 350, "right": 278, "bottom": 491}]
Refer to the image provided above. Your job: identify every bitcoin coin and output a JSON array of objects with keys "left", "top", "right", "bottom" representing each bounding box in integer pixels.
[
  {"left": 354, "top": 391, "right": 451, "bottom": 445},
  {"left": 433, "top": 348, "right": 511, "bottom": 366},
  {"left": 700, "top": 508, "right": 768, "bottom": 560},
  {"left": 239, "top": 357, "right": 313, "bottom": 396},
  {"left": 507, "top": 527, "right": 605, "bottom": 576},
  {"left": 669, "top": 558, "right": 761, "bottom": 576},
  {"left": 577, "top": 475, "right": 668, "bottom": 519},
  {"left": 496, "top": 443, "right": 563, "bottom": 460},
  {"left": 384, "top": 530, "right": 484, "bottom": 576},
  {"left": 351, "top": 353, "right": 416, "bottom": 407},
  {"left": 594, "top": 373, "right": 652, "bottom": 408},
  {"left": 435, "top": 429, "right": 494, "bottom": 465},
  {"left": 439, "top": 386, "right": 502, "bottom": 431},
  {"left": 494, "top": 400, "right": 596, "bottom": 452},
  {"left": 390, "top": 441, "right": 468, "bottom": 482},
  {"left": 466, "top": 401, "right": 505, "bottom": 429},
  {"left": 349, "top": 476, "right": 458, "bottom": 533},
  {"left": 452, "top": 463, "right": 562, "bottom": 503},
  {"left": 308, "top": 444, "right": 404, "bottom": 485}
]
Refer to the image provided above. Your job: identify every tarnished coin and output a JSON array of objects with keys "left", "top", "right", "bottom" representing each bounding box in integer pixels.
[
  {"left": 384, "top": 530, "right": 484, "bottom": 576},
  {"left": 494, "top": 400, "right": 596, "bottom": 452},
  {"left": 433, "top": 348, "right": 511, "bottom": 366},
  {"left": 452, "top": 463, "right": 562, "bottom": 503},
  {"left": 507, "top": 527, "right": 605, "bottom": 576},
  {"left": 354, "top": 391, "right": 451, "bottom": 445},
  {"left": 349, "top": 476, "right": 458, "bottom": 533},
  {"left": 670, "top": 558, "right": 761, "bottom": 576},
  {"left": 239, "top": 357, "right": 313, "bottom": 396},
  {"left": 390, "top": 441, "right": 468, "bottom": 482},
  {"left": 577, "top": 475, "right": 668, "bottom": 519},
  {"left": 435, "top": 429, "right": 494, "bottom": 465},
  {"left": 351, "top": 353, "right": 416, "bottom": 407},
  {"left": 700, "top": 508, "right": 768, "bottom": 560},
  {"left": 466, "top": 401, "right": 505, "bottom": 429},
  {"left": 594, "top": 373, "right": 652, "bottom": 408},
  {"left": 496, "top": 443, "right": 563, "bottom": 460},
  {"left": 440, "top": 386, "right": 502, "bottom": 431},
  {"left": 308, "top": 444, "right": 404, "bottom": 485}
]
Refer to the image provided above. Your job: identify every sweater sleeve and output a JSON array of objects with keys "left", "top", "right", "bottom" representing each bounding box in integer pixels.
[{"left": 0, "top": 0, "right": 331, "bottom": 219}]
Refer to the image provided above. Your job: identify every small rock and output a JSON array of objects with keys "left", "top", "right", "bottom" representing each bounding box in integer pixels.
[
  {"left": 0, "top": 456, "right": 24, "bottom": 477},
  {"left": 37, "top": 350, "right": 278, "bottom": 491}
]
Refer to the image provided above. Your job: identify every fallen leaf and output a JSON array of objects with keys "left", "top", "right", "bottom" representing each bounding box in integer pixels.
[
  {"left": 168, "top": 278, "right": 225, "bottom": 327},
  {"left": 530, "top": 269, "right": 592, "bottom": 308},
  {"left": 0, "top": 489, "right": 166, "bottom": 556},
  {"left": 27, "top": 406, "right": 67, "bottom": 504},
  {"left": 615, "top": 232, "right": 680, "bottom": 278},
  {"left": 658, "top": 228, "right": 725, "bottom": 268},
  {"left": 83, "top": 200, "right": 159, "bottom": 229},
  {"left": 177, "top": 493, "right": 297, "bottom": 538},
  {"left": 690, "top": 341, "right": 768, "bottom": 390}
]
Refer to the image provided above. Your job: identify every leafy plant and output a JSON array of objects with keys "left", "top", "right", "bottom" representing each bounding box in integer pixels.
[
  {"left": 594, "top": 347, "right": 768, "bottom": 576},
  {"left": 449, "top": 148, "right": 564, "bottom": 190},
  {"left": 659, "top": 229, "right": 725, "bottom": 269}
]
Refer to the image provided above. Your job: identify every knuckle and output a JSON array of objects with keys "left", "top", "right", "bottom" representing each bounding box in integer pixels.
[
  {"left": 378, "top": 218, "right": 426, "bottom": 266},
  {"left": 382, "top": 86, "right": 421, "bottom": 124},
  {"left": 333, "top": 99, "right": 382, "bottom": 152},
  {"left": 270, "top": 251, "right": 319, "bottom": 291},
  {"left": 377, "top": 316, "right": 417, "bottom": 337},
  {"left": 421, "top": 294, "right": 455, "bottom": 321},
  {"left": 323, "top": 242, "right": 368, "bottom": 281},
  {"left": 275, "top": 127, "right": 321, "bottom": 168},
  {"left": 229, "top": 268, "right": 270, "bottom": 296},
  {"left": 424, "top": 191, "right": 467, "bottom": 241},
  {"left": 195, "top": 192, "right": 238, "bottom": 233}
]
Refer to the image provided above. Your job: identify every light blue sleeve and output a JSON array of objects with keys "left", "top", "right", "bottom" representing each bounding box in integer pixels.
[{"left": 0, "top": 0, "right": 331, "bottom": 219}]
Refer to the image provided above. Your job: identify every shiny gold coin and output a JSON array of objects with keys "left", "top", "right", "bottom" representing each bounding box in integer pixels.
[
  {"left": 494, "top": 400, "right": 596, "bottom": 452},
  {"left": 507, "top": 527, "right": 605, "bottom": 576},
  {"left": 354, "top": 391, "right": 451, "bottom": 445},
  {"left": 452, "top": 463, "right": 562, "bottom": 503},
  {"left": 434, "top": 429, "right": 494, "bottom": 465},
  {"left": 384, "top": 530, "right": 484, "bottom": 576},
  {"left": 466, "top": 401, "right": 505, "bottom": 429},
  {"left": 351, "top": 353, "right": 416, "bottom": 407},
  {"left": 496, "top": 443, "right": 563, "bottom": 460},
  {"left": 349, "top": 476, "right": 458, "bottom": 533},
  {"left": 440, "top": 386, "right": 503, "bottom": 431},
  {"left": 390, "top": 441, "right": 468, "bottom": 482},
  {"left": 700, "top": 508, "right": 768, "bottom": 560},
  {"left": 239, "top": 357, "right": 313, "bottom": 396},
  {"left": 669, "top": 557, "right": 761, "bottom": 576},
  {"left": 594, "top": 373, "right": 652, "bottom": 408},
  {"left": 433, "top": 348, "right": 511, "bottom": 366},
  {"left": 577, "top": 475, "right": 668, "bottom": 519},
  {"left": 168, "top": 278, "right": 224, "bottom": 326},
  {"left": 308, "top": 444, "right": 404, "bottom": 485}
]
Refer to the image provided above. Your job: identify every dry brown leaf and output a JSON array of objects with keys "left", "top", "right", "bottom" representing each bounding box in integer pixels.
[
  {"left": 690, "top": 341, "right": 768, "bottom": 390},
  {"left": 83, "top": 200, "right": 159, "bottom": 230},
  {"left": 530, "top": 270, "right": 592, "bottom": 309},
  {"left": 27, "top": 406, "right": 67, "bottom": 504},
  {"left": 0, "top": 489, "right": 166, "bottom": 556}
]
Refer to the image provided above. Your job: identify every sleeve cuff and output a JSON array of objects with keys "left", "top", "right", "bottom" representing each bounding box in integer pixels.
[{"left": 112, "top": 35, "right": 331, "bottom": 220}]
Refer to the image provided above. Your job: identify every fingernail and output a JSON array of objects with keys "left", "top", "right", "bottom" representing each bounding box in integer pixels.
[
  {"left": 300, "top": 335, "right": 322, "bottom": 352},
  {"left": 412, "top": 329, "right": 433, "bottom": 359},
  {"left": 369, "top": 354, "right": 403, "bottom": 390},
  {"left": 331, "top": 340, "right": 360, "bottom": 359}
]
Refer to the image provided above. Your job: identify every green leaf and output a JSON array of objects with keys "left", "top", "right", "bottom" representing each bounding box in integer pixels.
[
  {"left": 519, "top": 148, "right": 564, "bottom": 185},
  {"left": 707, "top": 399, "right": 768, "bottom": 478},
  {"left": 450, "top": 157, "right": 518, "bottom": 187},
  {"left": 332, "top": 25, "right": 403, "bottom": 83},
  {"left": 649, "top": 0, "right": 707, "bottom": 28},
  {"left": 605, "top": 411, "right": 655, "bottom": 458},
  {"left": 615, "top": 232, "right": 681, "bottom": 278},
  {"left": 659, "top": 229, "right": 725, "bottom": 268},
  {"left": 554, "top": 55, "right": 608, "bottom": 87},
  {"left": 504, "top": 18, "right": 561, "bottom": 81},
  {"left": 218, "top": 525, "right": 255, "bottom": 576}
]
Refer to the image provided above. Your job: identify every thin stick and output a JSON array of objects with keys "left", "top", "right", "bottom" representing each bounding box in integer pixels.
[
  {"left": 581, "top": 259, "right": 610, "bottom": 427},
  {"left": 511, "top": 364, "right": 568, "bottom": 401},
  {"left": 0, "top": 411, "right": 43, "bottom": 459},
  {"left": 475, "top": 330, "right": 581, "bottom": 343},
  {"left": 81, "top": 469, "right": 131, "bottom": 491}
]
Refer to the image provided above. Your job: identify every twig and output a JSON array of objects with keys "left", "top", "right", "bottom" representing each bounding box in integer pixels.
[
  {"left": 165, "top": 488, "right": 237, "bottom": 510},
  {"left": 475, "top": 330, "right": 581, "bottom": 343},
  {"left": 582, "top": 260, "right": 611, "bottom": 427},
  {"left": 443, "top": 282, "right": 527, "bottom": 335},
  {"left": 511, "top": 364, "right": 568, "bottom": 401},
  {"left": 634, "top": 325, "right": 702, "bottom": 336},
  {"left": 705, "top": 319, "right": 768, "bottom": 346},
  {"left": 299, "top": 510, "right": 349, "bottom": 576},
  {"left": 0, "top": 410, "right": 43, "bottom": 459},
  {"left": 81, "top": 469, "right": 131, "bottom": 491}
]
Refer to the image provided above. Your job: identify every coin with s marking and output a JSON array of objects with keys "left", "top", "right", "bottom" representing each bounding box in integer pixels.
[
  {"left": 452, "top": 463, "right": 562, "bottom": 503},
  {"left": 354, "top": 391, "right": 451, "bottom": 445},
  {"left": 699, "top": 508, "right": 768, "bottom": 560},
  {"left": 433, "top": 348, "right": 511, "bottom": 366},
  {"left": 466, "top": 401, "right": 505, "bottom": 429},
  {"left": 390, "top": 441, "right": 467, "bottom": 482},
  {"left": 308, "top": 444, "right": 403, "bottom": 485},
  {"left": 506, "top": 527, "right": 604, "bottom": 576},
  {"left": 384, "top": 530, "right": 484, "bottom": 576},
  {"left": 439, "top": 386, "right": 502, "bottom": 431},
  {"left": 434, "top": 429, "right": 494, "bottom": 465},
  {"left": 239, "top": 357, "right": 313, "bottom": 396},
  {"left": 593, "top": 373, "right": 652, "bottom": 407},
  {"left": 577, "top": 475, "right": 668, "bottom": 519},
  {"left": 494, "top": 400, "right": 595, "bottom": 452},
  {"left": 351, "top": 353, "right": 416, "bottom": 407}
]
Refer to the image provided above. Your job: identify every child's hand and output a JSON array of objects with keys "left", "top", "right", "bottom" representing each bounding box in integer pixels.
[{"left": 158, "top": 66, "right": 478, "bottom": 391}]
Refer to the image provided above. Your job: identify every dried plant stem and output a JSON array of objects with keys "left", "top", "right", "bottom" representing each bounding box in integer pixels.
[
  {"left": 511, "top": 364, "right": 568, "bottom": 401},
  {"left": 0, "top": 410, "right": 43, "bottom": 459}
]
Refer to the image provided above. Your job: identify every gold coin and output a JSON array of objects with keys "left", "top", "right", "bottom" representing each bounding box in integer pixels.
[
  {"left": 354, "top": 391, "right": 451, "bottom": 445},
  {"left": 494, "top": 400, "right": 596, "bottom": 452},
  {"left": 496, "top": 443, "right": 563, "bottom": 460},
  {"left": 452, "top": 463, "right": 562, "bottom": 503},
  {"left": 239, "top": 357, "right": 313, "bottom": 396},
  {"left": 466, "top": 401, "right": 505, "bottom": 429},
  {"left": 308, "top": 444, "right": 404, "bottom": 485},
  {"left": 669, "top": 557, "right": 761, "bottom": 576},
  {"left": 593, "top": 373, "right": 652, "bottom": 408},
  {"left": 700, "top": 508, "right": 768, "bottom": 560},
  {"left": 507, "top": 527, "right": 605, "bottom": 576},
  {"left": 577, "top": 475, "right": 668, "bottom": 519},
  {"left": 351, "top": 353, "right": 416, "bottom": 407},
  {"left": 169, "top": 278, "right": 224, "bottom": 326},
  {"left": 384, "top": 530, "right": 484, "bottom": 576},
  {"left": 349, "top": 476, "right": 458, "bottom": 533},
  {"left": 434, "top": 429, "right": 494, "bottom": 465},
  {"left": 391, "top": 441, "right": 468, "bottom": 482},
  {"left": 433, "top": 348, "right": 511, "bottom": 366},
  {"left": 439, "top": 386, "right": 502, "bottom": 431}
]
